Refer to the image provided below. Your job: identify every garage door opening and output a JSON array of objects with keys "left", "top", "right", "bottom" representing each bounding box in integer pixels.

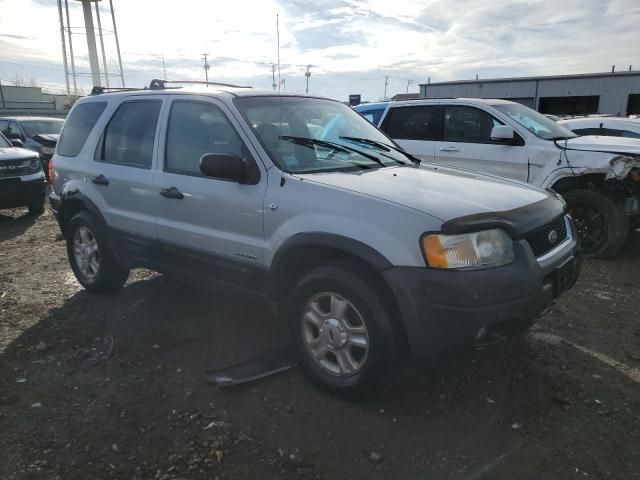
[
  {"left": 627, "top": 94, "right": 640, "bottom": 115},
  {"left": 539, "top": 96, "right": 599, "bottom": 116}
]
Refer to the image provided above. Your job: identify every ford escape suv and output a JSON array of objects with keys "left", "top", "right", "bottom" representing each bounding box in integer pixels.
[{"left": 49, "top": 80, "right": 580, "bottom": 393}]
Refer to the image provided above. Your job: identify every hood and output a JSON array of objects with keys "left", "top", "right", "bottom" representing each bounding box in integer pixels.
[
  {"left": 296, "top": 164, "right": 550, "bottom": 221},
  {"left": 0, "top": 147, "right": 39, "bottom": 162},
  {"left": 32, "top": 133, "right": 59, "bottom": 147},
  {"left": 564, "top": 136, "right": 640, "bottom": 156}
]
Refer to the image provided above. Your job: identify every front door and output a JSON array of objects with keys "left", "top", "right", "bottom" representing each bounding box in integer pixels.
[
  {"left": 154, "top": 96, "right": 267, "bottom": 289},
  {"left": 433, "top": 105, "right": 529, "bottom": 181}
]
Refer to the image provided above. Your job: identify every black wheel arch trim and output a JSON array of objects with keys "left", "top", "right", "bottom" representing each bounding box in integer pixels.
[
  {"left": 58, "top": 191, "right": 111, "bottom": 241},
  {"left": 441, "top": 195, "right": 567, "bottom": 238},
  {"left": 270, "top": 232, "right": 394, "bottom": 275}
]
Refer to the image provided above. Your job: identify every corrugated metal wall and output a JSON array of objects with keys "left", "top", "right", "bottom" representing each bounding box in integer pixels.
[{"left": 420, "top": 73, "right": 640, "bottom": 114}]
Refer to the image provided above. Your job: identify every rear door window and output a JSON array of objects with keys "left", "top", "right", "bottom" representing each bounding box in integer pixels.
[
  {"left": 57, "top": 102, "right": 107, "bottom": 157},
  {"left": 96, "top": 100, "right": 162, "bottom": 169},
  {"left": 383, "top": 106, "right": 442, "bottom": 140}
]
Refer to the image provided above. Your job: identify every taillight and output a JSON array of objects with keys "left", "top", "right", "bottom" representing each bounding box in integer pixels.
[{"left": 48, "top": 158, "right": 53, "bottom": 183}]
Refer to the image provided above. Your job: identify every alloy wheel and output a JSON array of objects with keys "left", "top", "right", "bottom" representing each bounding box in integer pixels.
[
  {"left": 73, "top": 226, "right": 101, "bottom": 279},
  {"left": 301, "top": 292, "right": 369, "bottom": 377}
]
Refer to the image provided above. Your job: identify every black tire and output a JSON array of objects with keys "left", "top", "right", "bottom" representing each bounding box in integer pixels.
[
  {"left": 563, "top": 189, "right": 629, "bottom": 258},
  {"left": 286, "top": 262, "right": 396, "bottom": 395},
  {"left": 27, "top": 201, "right": 45, "bottom": 216},
  {"left": 66, "top": 211, "right": 129, "bottom": 293}
]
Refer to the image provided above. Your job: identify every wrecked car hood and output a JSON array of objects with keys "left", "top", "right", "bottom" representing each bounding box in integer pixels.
[
  {"left": 296, "top": 164, "right": 550, "bottom": 220},
  {"left": 560, "top": 137, "right": 640, "bottom": 180},
  {"left": 564, "top": 136, "right": 640, "bottom": 156}
]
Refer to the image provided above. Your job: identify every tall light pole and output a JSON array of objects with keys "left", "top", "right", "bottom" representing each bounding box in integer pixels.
[
  {"left": 79, "top": 0, "right": 101, "bottom": 86},
  {"left": 384, "top": 76, "right": 389, "bottom": 100}
]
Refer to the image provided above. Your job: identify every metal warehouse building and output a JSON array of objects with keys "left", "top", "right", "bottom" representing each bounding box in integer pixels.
[{"left": 419, "top": 70, "right": 640, "bottom": 116}]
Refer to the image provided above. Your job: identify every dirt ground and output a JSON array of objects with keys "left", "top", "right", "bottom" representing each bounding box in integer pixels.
[{"left": 0, "top": 207, "right": 639, "bottom": 480}]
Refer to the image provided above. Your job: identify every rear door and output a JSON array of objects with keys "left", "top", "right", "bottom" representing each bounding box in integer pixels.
[
  {"left": 433, "top": 105, "right": 529, "bottom": 181},
  {"left": 89, "top": 95, "right": 165, "bottom": 241},
  {"left": 153, "top": 96, "right": 267, "bottom": 289},
  {"left": 380, "top": 105, "right": 441, "bottom": 162}
]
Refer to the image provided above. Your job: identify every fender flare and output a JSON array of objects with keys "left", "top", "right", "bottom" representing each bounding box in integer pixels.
[
  {"left": 269, "top": 232, "right": 393, "bottom": 278},
  {"left": 58, "top": 190, "right": 110, "bottom": 241}
]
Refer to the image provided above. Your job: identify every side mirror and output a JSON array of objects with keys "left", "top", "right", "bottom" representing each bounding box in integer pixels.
[
  {"left": 10, "top": 138, "right": 24, "bottom": 148},
  {"left": 199, "top": 153, "right": 246, "bottom": 183},
  {"left": 490, "top": 125, "right": 515, "bottom": 143}
]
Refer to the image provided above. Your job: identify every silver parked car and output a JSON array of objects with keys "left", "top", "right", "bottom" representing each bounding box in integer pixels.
[{"left": 49, "top": 80, "right": 580, "bottom": 394}]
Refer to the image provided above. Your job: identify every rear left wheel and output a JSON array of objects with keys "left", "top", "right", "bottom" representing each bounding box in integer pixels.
[{"left": 66, "top": 211, "right": 129, "bottom": 293}]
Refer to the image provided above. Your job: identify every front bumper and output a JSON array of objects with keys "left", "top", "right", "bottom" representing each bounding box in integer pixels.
[
  {"left": 383, "top": 231, "right": 580, "bottom": 363},
  {"left": 0, "top": 173, "right": 46, "bottom": 209}
]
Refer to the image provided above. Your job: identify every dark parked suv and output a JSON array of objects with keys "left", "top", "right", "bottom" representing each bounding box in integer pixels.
[{"left": 0, "top": 132, "right": 46, "bottom": 214}]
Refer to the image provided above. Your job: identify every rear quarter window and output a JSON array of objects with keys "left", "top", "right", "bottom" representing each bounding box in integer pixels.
[{"left": 57, "top": 102, "right": 107, "bottom": 157}]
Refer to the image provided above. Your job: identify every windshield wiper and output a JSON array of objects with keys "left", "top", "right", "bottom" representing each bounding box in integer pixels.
[
  {"left": 279, "top": 136, "right": 387, "bottom": 168},
  {"left": 339, "top": 136, "right": 420, "bottom": 165}
]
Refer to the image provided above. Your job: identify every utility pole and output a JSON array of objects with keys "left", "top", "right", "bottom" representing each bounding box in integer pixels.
[
  {"left": 272, "top": 64, "right": 277, "bottom": 90},
  {"left": 201, "top": 53, "right": 210, "bottom": 84},
  {"left": 305, "top": 65, "right": 311, "bottom": 94},
  {"left": 384, "top": 76, "right": 389, "bottom": 100},
  {"left": 162, "top": 54, "right": 167, "bottom": 80},
  {"left": 406, "top": 79, "right": 415, "bottom": 93}
]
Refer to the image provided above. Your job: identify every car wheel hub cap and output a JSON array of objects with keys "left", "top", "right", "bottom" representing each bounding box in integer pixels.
[
  {"left": 301, "top": 292, "right": 369, "bottom": 377},
  {"left": 320, "top": 318, "right": 348, "bottom": 349},
  {"left": 73, "top": 226, "right": 100, "bottom": 279}
]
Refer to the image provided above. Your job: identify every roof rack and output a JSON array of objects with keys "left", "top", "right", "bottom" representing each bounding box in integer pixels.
[
  {"left": 148, "top": 79, "right": 252, "bottom": 90},
  {"left": 91, "top": 86, "right": 144, "bottom": 95}
]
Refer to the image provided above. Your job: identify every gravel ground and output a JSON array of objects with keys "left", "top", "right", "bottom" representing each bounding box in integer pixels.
[{"left": 0, "top": 207, "right": 639, "bottom": 480}]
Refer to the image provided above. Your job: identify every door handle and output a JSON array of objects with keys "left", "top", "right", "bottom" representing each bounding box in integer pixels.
[
  {"left": 160, "top": 187, "right": 184, "bottom": 199},
  {"left": 91, "top": 174, "right": 109, "bottom": 186},
  {"left": 439, "top": 146, "right": 460, "bottom": 152}
]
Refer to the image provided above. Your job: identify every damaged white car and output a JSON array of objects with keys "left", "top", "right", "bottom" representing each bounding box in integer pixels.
[{"left": 355, "top": 99, "right": 640, "bottom": 257}]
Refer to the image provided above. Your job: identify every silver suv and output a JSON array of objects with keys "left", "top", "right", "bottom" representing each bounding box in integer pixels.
[{"left": 49, "top": 80, "right": 580, "bottom": 394}]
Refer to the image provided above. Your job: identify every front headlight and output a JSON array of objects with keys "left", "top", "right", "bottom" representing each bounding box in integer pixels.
[
  {"left": 421, "top": 228, "right": 514, "bottom": 269},
  {"left": 26, "top": 158, "right": 42, "bottom": 173}
]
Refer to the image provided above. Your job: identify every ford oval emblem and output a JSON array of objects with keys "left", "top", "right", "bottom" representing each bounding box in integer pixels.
[{"left": 548, "top": 229, "right": 559, "bottom": 244}]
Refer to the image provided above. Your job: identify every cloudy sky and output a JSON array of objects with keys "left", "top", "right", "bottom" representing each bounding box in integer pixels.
[{"left": 0, "top": 0, "right": 639, "bottom": 101}]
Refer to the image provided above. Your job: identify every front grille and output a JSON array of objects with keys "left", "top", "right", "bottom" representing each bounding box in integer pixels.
[
  {"left": 525, "top": 216, "right": 568, "bottom": 257},
  {"left": 0, "top": 158, "right": 40, "bottom": 177}
]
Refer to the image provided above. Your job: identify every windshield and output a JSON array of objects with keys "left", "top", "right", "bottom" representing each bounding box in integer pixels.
[
  {"left": 21, "top": 119, "right": 64, "bottom": 137},
  {"left": 235, "top": 96, "right": 410, "bottom": 173},
  {"left": 493, "top": 103, "right": 577, "bottom": 140},
  {"left": 0, "top": 133, "right": 10, "bottom": 148}
]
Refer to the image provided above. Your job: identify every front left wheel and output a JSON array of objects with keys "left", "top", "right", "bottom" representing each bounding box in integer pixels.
[
  {"left": 287, "top": 263, "right": 397, "bottom": 395},
  {"left": 66, "top": 211, "right": 129, "bottom": 293}
]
